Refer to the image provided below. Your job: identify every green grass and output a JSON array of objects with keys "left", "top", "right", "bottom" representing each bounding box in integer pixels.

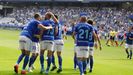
[{"left": 0, "top": 29, "right": 133, "bottom": 75}]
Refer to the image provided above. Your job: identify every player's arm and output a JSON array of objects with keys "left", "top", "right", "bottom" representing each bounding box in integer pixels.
[
  {"left": 38, "top": 24, "right": 53, "bottom": 30},
  {"left": 96, "top": 33, "right": 102, "bottom": 50},
  {"left": 93, "top": 31, "right": 102, "bottom": 50},
  {"left": 49, "top": 12, "right": 58, "bottom": 23}
]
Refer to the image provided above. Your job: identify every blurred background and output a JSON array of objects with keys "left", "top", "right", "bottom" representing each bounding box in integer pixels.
[{"left": 0, "top": 0, "right": 133, "bottom": 39}]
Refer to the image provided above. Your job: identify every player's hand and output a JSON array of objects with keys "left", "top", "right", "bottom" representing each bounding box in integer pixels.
[{"left": 49, "top": 25, "right": 53, "bottom": 29}]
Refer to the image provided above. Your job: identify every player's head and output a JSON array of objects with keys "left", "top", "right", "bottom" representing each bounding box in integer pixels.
[
  {"left": 79, "top": 16, "right": 87, "bottom": 23},
  {"left": 34, "top": 13, "right": 41, "bottom": 21},
  {"left": 87, "top": 19, "right": 93, "bottom": 25},
  {"left": 54, "top": 14, "right": 58, "bottom": 20},
  {"left": 44, "top": 12, "right": 52, "bottom": 20}
]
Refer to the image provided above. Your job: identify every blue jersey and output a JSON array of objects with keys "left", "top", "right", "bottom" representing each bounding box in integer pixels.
[
  {"left": 20, "top": 20, "right": 41, "bottom": 42},
  {"left": 89, "top": 28, "right": 98, "bottom": 47},
  {"left": 32, "top": 29, "right": 41, "bottom": 42},
  {"left": 54, "top": 22, "right": 62, "bottom": 40},
  {"left": 125, "top": 31, "right": 133, "bottom": 45},
  {"left": 41, "top": 20, "right": 55, "bottom": 41},
  {"left": 74, "top": 23, "right": 93, "bottom": 46}
]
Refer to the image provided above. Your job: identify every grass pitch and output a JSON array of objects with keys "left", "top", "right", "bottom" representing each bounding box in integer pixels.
[{"left": 0, "top": 29, "right": 133, "bottom": 75}]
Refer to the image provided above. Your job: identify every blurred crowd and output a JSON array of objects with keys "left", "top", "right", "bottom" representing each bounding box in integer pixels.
[{"left": 0, "top": 6, "right": 133, "bottom": 39}]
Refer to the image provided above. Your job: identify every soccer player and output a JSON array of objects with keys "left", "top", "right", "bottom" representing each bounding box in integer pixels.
[
  {"left": 120, "top": 26, "right": 133, "bottom": 59},
  {"left": 28, "top": 30, "right": 41, "bottom": 72},
  {"left": 63, "top": 24, "right": 67, "bottom": 40},
  {"left": 86, "top": 20, "right": 102, "bottom": 73},
  {"left": 72, "top": 16, "right": 98, "bottom": 75},
  {"left": 50, "top": 15, "right": 64, "bottom": 73},
  {"left": 40, "top": 12, "right": 58, "bottom": 74},
  {"left": 14, "top": 13, "right": 52, "bottom": 74},
  {"left": 108, "top": 29, "right": 117, "bottom": 46}
]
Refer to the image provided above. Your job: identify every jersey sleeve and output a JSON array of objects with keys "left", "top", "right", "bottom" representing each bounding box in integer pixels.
[{"left": 35, "top": 20, "right": 41, "bottom": 25}]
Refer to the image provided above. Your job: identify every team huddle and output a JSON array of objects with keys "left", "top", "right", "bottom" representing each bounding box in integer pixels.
[
  {"left": 13, "top": 11, "right": 133, "bottom": 75},
  {"left": 14, "top": 12, "right": 64, "bottom": 75}
]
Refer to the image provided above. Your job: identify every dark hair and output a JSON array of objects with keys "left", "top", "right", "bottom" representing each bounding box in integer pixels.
[
  {"left": 87, "top": 19, "right": 93, "bottom": 25},
  {"left": 34, "top": 13, "right": 40, "bottom": 19},
  {"left": 54, "top": 14, "right": 58, "bottom": 19},
  {"left": 47, "top": 13, "right": 52, "bottom": 18}
]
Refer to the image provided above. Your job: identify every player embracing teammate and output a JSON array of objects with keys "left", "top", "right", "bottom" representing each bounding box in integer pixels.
[
  {"left": 39, "top": 12, "right": 58, "bottom": 74},
  {"left": 14, "top": 13, "right": 53, "bottom": 74}
]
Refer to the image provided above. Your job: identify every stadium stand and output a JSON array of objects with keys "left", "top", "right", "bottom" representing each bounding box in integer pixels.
[{"left": 0, "top": 0, "right": 133, "bottom": 37}]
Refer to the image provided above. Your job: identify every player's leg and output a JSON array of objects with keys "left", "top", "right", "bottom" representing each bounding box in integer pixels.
[
  {"left": 56, "top": 51, "right": 62, "bottom": 73},
  {"left": 129, "top": 49, "right": 132, "bottom": 59},
  {"left": 45, "top": 50, "right": 53, "bottom": 74},
  {"left": 77, "top": 57, "right": 84, "bottom": 75},
  {"left": 82, "top": 47, "right": 91, "bottom": 74},
  {"left": 31, "top": 53, "right": 38, "bottom": 70},
  {"left": 89, "top": 47, "right": 94, "bottom": 73},
  {"left": 56, "top": 42, "right": 64, "bottom": 73},
  {"left": 28, "top": 42, "right": 40, "bottom": 72},
  {"left": 28, "top": 53, "right": 37, "bottom": 72},
  {"left": 14, "top": 36, "right": 26, "bottom": 69},
  {"left": 86, "top": 57, "right": 90, "bottom": 69},
  {"left": 74, "top": 44, "right": 78, "bottom": 70},
  {"left": 50, "top": 51, "right": 57, "bottom": 71},
  {"left": 14, "top": 49, "right": 25, "bottom": 73},
  {"left": 125, "top": 44, "right": 130, "bottom": 58},
  {"left": 51, "top": 42, "right": 57, "bottom": 71},
  {"left": 16, "top": 50, "right": 25, "bottom": 65},
  {"left": 21, "top": 50, "right": 30, "bottom": 74},
  {"left": 74, "top": 52, "right": 78, "bottom": 70},
  {"left": 129, "top": 45, "right": 133, "bottom": 59},
  {"left": 45, "top": 41, "right": 54, "bottom": 74},
  {"left": 40, "top": 41, "right": 46, "bottom": 73},
  {"left": 82, "top": 57, "right": 87, "bottom": 74},
  {"left": 21, "top": 37, "right": 32, "bottom": 74},
  {"left": 76, "top": 47, "right": 85, "bottom": 75},
  {"left": 40, "top": 49, "right": 45, "bottom": 73}
]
